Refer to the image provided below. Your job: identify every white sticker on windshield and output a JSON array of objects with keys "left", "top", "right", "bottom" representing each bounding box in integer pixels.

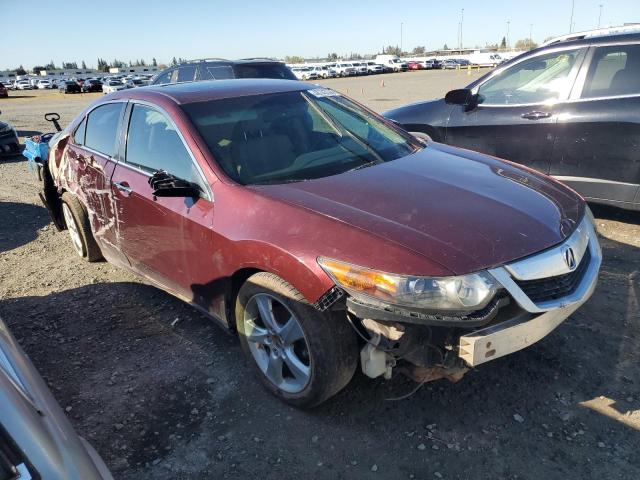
[{"left": 308, "top": 88, "right": 340, "bottom": 98}]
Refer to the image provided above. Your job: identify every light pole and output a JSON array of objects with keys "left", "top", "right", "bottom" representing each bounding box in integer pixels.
[
  {"left": 460, "top": 8, "right": 464, "bottom": 50},
  {"left": 529, "top": 24, "right": 533, "bottom": 49},
  {"left": 569, "top": 0, "right": 575, "bottom": 33},
  {"left": 506, "top": 21, "right": 510, "bottom": 49},
  {"left": 400, "top": 22, "right": 403, "bottom": 55},
  {"left": 598, "top": 4, "right": 603, "bottom": 28}
]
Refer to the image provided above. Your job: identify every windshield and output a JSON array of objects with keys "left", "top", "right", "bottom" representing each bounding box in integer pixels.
[
  {"left": 183, "top": 89, "right": 421, "bottom": 185},
  {"left": 232, "top": 64, "right": 297, "bottom": 80}
]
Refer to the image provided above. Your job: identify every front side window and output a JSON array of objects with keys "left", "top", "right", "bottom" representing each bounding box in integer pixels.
[
  {"left": 183, "top": 89, "right": 420, "bottom": 185},
  {"left": 84, "top": 103, "right": 125, "bottom": 156},
  {"left": 582, "top": 44, "right": 640, "bottom": 98},
  {"left": 478, "top": 49, "right": 582, "bottom": 105},
  {"left": 125, "top": 104, "right": 206, "bottom": 192}
]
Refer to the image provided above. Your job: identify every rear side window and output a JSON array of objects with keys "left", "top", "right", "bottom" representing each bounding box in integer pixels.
[
  {"left": 177, "top": 65, "right": 197, "bottom": 83},
  {"left": 73, "top": 117, "right": 86, "bottom": 145},
  {"left": 153, "top": 70, "right": 172, "bottom": 85},
  {"left": 205, "top": 66, "right": 234, "bottom": 80},
  {"left": 84, "top": 103, "right": 124, "bottom": 156},
  {"left": 125, "top": 104, "right": 206, "bottom": 192},
  {"left": 582, "top": 44, "right": 640, "bottom": 98}
]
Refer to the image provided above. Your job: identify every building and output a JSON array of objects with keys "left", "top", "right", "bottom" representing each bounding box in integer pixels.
[
  {"left": 0, "top": 70, "right": 18, "bottom": 83},
  {"left": 37, "top": 68, "right": 99, "bottom": 78},
  {"left": 108, "top": 66, "right": 160, "bottom": 75}
]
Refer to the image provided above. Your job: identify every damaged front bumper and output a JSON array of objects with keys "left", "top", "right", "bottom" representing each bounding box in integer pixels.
[{"left": 343, "top": 215, "right": 602, "bottom": 380}]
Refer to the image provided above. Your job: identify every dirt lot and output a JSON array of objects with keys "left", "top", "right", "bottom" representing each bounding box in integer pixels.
[{"left": 1, "top": 72, "right": 639, "bottom": 480}]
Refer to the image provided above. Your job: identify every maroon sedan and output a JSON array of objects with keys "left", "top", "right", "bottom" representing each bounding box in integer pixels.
[{"left": 40, "top": 79, "right": 601, "bottom": 407}]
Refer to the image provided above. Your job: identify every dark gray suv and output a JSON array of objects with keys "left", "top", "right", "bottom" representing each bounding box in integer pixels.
[{"left": 151, "top": 58, "right": 296, "bottom": 85}]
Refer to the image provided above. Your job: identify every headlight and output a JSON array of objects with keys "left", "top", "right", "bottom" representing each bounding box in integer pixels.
[{"left": 318, "top": 257, "right": 499, "bottom": 312}]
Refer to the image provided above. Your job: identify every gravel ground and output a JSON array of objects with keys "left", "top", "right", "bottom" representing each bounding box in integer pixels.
[{"left": 1, "top": 73, "right": 639, "bottom": 480}]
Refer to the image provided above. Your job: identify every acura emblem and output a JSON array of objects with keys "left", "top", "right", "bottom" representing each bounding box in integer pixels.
[{"left": 563, "top": 246, "right": 577, "bottom": 271}]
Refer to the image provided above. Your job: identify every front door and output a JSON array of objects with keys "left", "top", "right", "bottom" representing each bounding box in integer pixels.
[
  {"left": 551, "top": 43, "right": 640, "bottom": 206},
  {"left": 111, "top": 103, "right": 216, "bottom": 309},
  {"left": 445, "top": 47, "right": 586, "bottom": 174}
]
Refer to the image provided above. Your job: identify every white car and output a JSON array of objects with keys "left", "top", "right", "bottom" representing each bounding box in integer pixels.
[
  {"left": 309, "top": 66, "right": 335, "bottom": 79},
  {"left": 350, "top": 62, "right": 368, "bottom": 75},
  {"left": 15, "top": 80, "right": 33, "bottom": 90},
  {"left": 36, "top": 80, "right": 52, "bottom": 89},
  {"left": 363, "top": 61, "right": 384, "bottom": 74},
  {"left": 333, "top": 63, "right": 357, "bottom": 77},
  {"left": 102, "top": 80, "right": 126, "bottom": 94},
  {"left": 290, "top": 67, "right": 318, "bottom": 81}
]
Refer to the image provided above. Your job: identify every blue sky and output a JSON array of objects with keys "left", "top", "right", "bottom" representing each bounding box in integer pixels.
[{"left": 2, "top": 0, "right": 639, "bottom": 69}]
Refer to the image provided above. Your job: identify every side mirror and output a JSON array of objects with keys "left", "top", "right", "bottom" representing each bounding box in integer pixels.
[
  {"left": 444, "top": 88, "right": 473, "bottom": 105},
  {"left": 149, "top": 170, "right": 201, "bottom": 198}
]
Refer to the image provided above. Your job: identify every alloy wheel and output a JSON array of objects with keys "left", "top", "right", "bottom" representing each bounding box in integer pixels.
[
  {"left": 243, "top": 293, "right": 311, "bottom": 393},
  {"left": 62, "top": 203, "right": 83, "bottom": 257}
]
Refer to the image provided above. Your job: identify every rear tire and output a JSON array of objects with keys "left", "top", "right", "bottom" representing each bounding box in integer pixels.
[
  {"left": 236, "top": 272, "right": 358, "bottom": 408},
  {"left": 61, "top": 192, "right": 102, "bottom": 262}
]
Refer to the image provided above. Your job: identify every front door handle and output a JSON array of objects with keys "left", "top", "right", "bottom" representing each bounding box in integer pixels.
[
  {"left": 521, "top": 111, "right": 552, "bottom": 120},
  {"left": 114, "top": 181, "right": 133, "bottom": 196}
]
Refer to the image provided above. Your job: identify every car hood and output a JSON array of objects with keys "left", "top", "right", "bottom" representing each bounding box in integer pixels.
[{"left": 254, "top": 143, "right": 584, "bottom": 275}]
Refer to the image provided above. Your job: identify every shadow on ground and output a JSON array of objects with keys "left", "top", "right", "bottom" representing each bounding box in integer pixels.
[{"left": 0, "top": 201, "right": 49, "bottom": 252}]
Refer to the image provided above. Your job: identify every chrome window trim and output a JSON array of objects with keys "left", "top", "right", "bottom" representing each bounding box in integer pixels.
[
  {"left": 488, "top": 216, "right": 602, "bottom": 314},
  {"left": 71, "top": 99, "right": 128, "bottom": 151},
  {"left": 121, "top": 100, "right": 213, "bottom": 202},
  {"left": 472, "top": 45, "right": 587, "bottom": 108}
]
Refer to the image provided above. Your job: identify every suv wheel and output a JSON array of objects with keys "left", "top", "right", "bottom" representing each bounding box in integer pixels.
[{"left": 236, "top": 272, "right": 358, "bottom": 408}]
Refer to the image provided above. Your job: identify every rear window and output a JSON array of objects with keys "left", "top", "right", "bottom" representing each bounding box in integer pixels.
[
  {"left": 232, "top": 64, "right": 296, "bottom": 80},
  {"left": 85, "top": 103, "right": 125, "bottom": 156}
]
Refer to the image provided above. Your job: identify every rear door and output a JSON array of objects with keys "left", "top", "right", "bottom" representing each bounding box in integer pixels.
[
  {"left": 65, "top": 102, "right": 126, "bottom": 261},
  {"left": 445, "top": 47, "right": 586, "bottom": 173},
  {"left": 111, "top": 102, "right": 216, "bottom": 307},
  {"left": 550, "top": 42, "right": 640, "bottom": 207}
]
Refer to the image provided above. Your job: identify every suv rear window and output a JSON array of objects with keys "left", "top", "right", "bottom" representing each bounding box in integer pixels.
[{"left": 233, "top": 64, "right": 296, "bottom": 80}]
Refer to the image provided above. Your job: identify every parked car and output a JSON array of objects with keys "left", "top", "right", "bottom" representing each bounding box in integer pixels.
[
  {"left": 151, "top": 58, "right": 296, "bottom": 85},
  {"left": 384, "top": 29, "right": 640, "bottom": 211},
  {"left": 307, "top": 66, "right": 334, "bottom": 79},
  {"left": 350, "top": 62, "right": 368, "bottom": 75},
  {"left": 36, "top": 79, "right": 52, "bottom": 89},
  {"left": 15, "top": 80, "right": 33, "bottom": 90},
  {"left": 424, "top": 59, "right": 442, "bottom": 69},
  {"left": 0, "top": 318, "right": 113, "bottom": 479},
  {"left": 82, "top": 79, "right": 103, "bottom": 92},
  {"left": 363, "top": 61, "right": 384, "bottom": 74},
  {"left": 0, "top": 83, "right": 7, "bottom": 98},
  {"left": 0, "top": 110, "right": 19, "bottom": 155},
  {"left": 440, "top": 59, "right": 459, "bottom": 69},
  {"left": 333, "top": 62, "right": 357, "bottom": 76},
  {"left": 58, "top": 81, "right": 81, "bottom": 94},
  {"left": 38, "top": 80, "right": 601, "bottom": 407},
  {"left": 290, "top": 67, "right": 318, "bottom": 81},
  {"left": 102, "top": 80, "right": 125, "bottom": 94},
  {"left": 407, "top": 61, "right": 424, "bottom": 70}
]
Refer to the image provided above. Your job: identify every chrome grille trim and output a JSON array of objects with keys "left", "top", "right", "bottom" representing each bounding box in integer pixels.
[{"left": 488, "top": 216, "right": 602, "bottom": 314}]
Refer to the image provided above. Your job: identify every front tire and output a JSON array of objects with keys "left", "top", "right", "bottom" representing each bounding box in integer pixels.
[
  {"left": 61, "top": 192, "right": 102, "bottom": 262},
  {"left": 236, "top": 272, "right": 358, "bottom": 408}
]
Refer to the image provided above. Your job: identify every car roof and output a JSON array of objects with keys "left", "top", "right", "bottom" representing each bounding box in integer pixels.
[{"left": 110, "top": 78, "right": 312, "bottom": 105}]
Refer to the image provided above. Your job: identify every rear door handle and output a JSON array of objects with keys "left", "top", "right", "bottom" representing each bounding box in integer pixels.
[
  {"left": 521, "top": 111, "right": 552, "bottom": 120},
  {"left": 114, "top": 181, "right": 133, "bottom": 196}
]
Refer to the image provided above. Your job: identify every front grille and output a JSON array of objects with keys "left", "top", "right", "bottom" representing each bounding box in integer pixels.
[{"left": 515, "top": 247, "right": 591, "bottom": 303}]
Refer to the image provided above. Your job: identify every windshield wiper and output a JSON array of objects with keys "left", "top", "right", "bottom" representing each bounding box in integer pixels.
[{"left": 344, "top": 160, "right": 378, "bottom": 173}]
